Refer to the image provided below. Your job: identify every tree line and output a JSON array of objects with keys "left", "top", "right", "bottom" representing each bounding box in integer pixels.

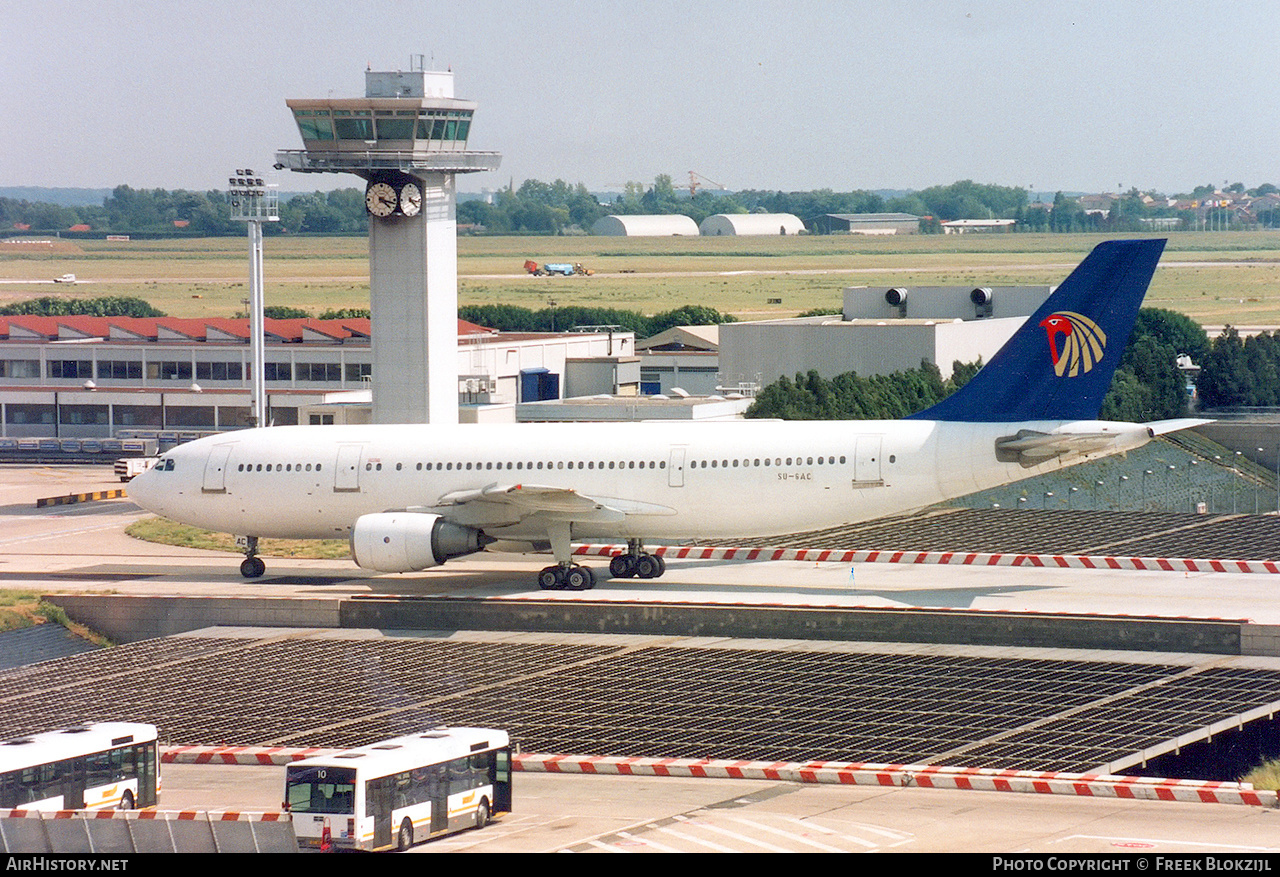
[
  {"left": 7, "top": 179, "right": 1276, "bottom": 237},
  {"left": 254, "top": 302, "right": 734, "bottom": 339},
  {"left": 1196, "top": 328, "right": 1280, "bottom": 408}
]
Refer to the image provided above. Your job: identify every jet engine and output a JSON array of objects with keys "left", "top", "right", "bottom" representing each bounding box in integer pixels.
[{"left": 350, "top": 513, "right": 490, "bottom": 573}]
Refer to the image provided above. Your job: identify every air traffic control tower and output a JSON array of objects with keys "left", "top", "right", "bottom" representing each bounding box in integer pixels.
[{"left": 275, "top": 62, "right": 500, "bottom": 424}]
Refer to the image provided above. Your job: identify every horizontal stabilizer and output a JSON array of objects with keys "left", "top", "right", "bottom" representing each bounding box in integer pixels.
[
  {"left": 1146, "top": 418, "right": 1214, "bottom": 435},
  {"left": 995, "top": 421, "right": 1160, "bottom": 468}
]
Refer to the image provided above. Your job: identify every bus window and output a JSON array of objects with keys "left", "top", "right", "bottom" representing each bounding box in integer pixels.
[{"left": 285, "top": 765, "right": 357, "bottom": 814}]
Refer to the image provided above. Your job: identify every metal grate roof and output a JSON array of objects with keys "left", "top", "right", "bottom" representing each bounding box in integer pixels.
[
  {"left": 1, "top": 629, "right": 1277, "bottom": 776},
  {"left": 732, "top": 508, "right": 1280, "bottom": 561}
]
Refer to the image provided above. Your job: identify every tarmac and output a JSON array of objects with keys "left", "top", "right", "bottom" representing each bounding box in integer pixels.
[{"left": 4, "top": 463, "right": 1280, "bottom": 854}]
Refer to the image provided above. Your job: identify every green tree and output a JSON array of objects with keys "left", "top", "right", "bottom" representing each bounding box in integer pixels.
[
  {"left": 1196, "top": 327, "right": 1253, "bottom": 408},
  {"left": 0, "top": 296, "right": 164, "bottom": 317}
]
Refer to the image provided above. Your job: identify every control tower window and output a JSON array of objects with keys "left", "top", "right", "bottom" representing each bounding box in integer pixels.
[
  {"left": 375, "top": 113, "right": 415, "bottom": 140},
  {"left": 292, "top": 110, "right": 334, "bottom": 141},
  {"left": 331, "top": 110, "right": 373, "bottom": 140}
]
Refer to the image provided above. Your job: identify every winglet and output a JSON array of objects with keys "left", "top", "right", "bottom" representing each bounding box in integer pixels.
[{"left": 907, "top": 239, "right": 1166, "bottom": 422}]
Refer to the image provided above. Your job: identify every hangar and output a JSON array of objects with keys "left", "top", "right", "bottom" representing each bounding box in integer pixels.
[
  {"left": 591, "top": 214, "right": 700, "bottom": 236},
  {"left": 816, "top": 212, "right": 920, "bottom": 235},
  {"left": 699, "top": 213, "right": 805, "bottom": 236}
]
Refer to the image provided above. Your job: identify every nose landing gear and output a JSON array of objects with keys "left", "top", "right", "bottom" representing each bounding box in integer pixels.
[{"left": 238, "top": 536, "right": 265, "bottom": 578}]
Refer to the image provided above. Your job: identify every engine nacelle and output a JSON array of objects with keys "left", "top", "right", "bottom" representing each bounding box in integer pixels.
[{"left": 350, "top": 513, "right": 488, "bottom": 573}]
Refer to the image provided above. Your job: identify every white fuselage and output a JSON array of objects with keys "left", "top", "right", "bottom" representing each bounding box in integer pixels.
[{"left": 127, "top": 419, "right": 1153, "bottom": 545}]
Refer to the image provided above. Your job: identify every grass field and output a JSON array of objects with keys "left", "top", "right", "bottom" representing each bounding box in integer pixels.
[
  {"left": 3, "top": 231, "right": 1279, "bottom": 326},
  {"left": 124, "top": 517, "right": 350, "bottom": 559}
]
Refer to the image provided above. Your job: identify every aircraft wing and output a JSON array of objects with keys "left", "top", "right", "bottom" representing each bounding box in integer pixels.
[
  {"left": 994, "top": 418, "right": 1211, "bottom": 468},
  {"left": 420, "top": 482, "right": 677, "bottom": 527}
]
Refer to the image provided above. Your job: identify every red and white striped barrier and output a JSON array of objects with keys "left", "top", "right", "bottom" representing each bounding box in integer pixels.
[
  {"left": 0, "top": 807, "right": 289, "bottom": 822},
  {"left": 163, "top": 744, "right": 340, "bottom": 766},
  {"left": 574, "top": 544, "right": 1280, "bottom": 574},
  {"left": 153, "top": 747, "right": 1276, "bottom": 807},
  {"left": 515, "top": 753, "right": 1278, "bottom": 807}
]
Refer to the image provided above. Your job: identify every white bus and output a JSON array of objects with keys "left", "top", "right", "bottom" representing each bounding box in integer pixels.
[
  {"left": 284, "top": 727, "right": 512, "bottom": 851},
  {"left": 0, "top": 723, "right": 159, "bottom": 811}
]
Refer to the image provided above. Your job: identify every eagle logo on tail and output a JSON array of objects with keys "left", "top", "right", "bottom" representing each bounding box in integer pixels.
[{"left": 1040, "top": 311, "right": 1106, "bottom": 377}]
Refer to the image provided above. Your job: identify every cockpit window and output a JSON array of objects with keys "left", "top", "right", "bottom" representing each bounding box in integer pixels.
[{"left": 157, "top": 458, "right": 175, "bottom": 471}]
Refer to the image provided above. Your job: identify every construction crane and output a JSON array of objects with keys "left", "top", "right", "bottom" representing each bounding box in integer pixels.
[{"left": 679, "top": 171, "right": 728, "bottom": 197}]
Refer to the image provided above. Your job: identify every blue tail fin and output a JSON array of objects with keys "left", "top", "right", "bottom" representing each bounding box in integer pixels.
[{"left": 907, "top": 239, "right": 1166, "bottom": 423}]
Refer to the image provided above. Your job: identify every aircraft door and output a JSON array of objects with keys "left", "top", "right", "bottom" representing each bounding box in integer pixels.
[
  {"left": 668, "top": 447, "right": 686, "bottom": 487},
  {"left": 854, "top": 436, "right": 883, "bottom": 484},
  {"left": 334, "top": 444, "right": 363, "bottom": 492},
  {"left": 201, "top": 444, "right": 233, "bottom": 493}
]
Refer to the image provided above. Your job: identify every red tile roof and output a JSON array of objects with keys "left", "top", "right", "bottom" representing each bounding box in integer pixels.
[{"left": 0, "top": 315, "right": 495, "bottom": 343}]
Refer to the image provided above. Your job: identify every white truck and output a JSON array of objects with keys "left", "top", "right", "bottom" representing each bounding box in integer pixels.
[{"left": 114, "top": 457, "right": 158, "bottom": 482}]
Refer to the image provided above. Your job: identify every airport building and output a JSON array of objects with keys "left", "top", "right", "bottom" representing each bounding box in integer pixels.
[
  {"left": 634, "top": 325, "right": 721, "bottom": 396},
  {"left": 0, "top": 315, "right": 632, "bottom": 437},
  {"left": 718, "top": 284, "right": 1053, "bottom": 388},
  {"left": 814, "top": 213, "right": 921, "bottom": 235},
  {"left": 698, "top": 213, "right": 805, "bottom": 236},
  {"left": 590, "top": 214, "right": 700, "bottom": 236}
]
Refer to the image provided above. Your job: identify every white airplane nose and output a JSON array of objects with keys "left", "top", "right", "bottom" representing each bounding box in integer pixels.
[{"left": 126, "top": 466, "right": 161, "bottom": 514}]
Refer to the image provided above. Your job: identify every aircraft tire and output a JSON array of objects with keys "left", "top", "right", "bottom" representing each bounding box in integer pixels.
[
  {"left": 609, "top": 555, "right": 637, "bottom": 578},
  {"left": 240, "top": 556, "right": 265, "bottom": 578},
  {"left": 537, "top": 566, "right": 563, "bottom": 590},
  {"left": 635, "top": 555, "right": 661, "bottom": 579},
  {"left": 566, "top": 566, "right": 595, "bottom": 590}
]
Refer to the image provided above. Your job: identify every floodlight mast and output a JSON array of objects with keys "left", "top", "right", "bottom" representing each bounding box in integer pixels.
[{"left": 227, "top": 171, "right": 279, "bottom": 428}]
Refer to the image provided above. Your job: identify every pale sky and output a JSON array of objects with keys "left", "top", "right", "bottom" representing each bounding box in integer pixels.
[{"left": 3, "top": 0, "right": 1276, "bottom": 195}]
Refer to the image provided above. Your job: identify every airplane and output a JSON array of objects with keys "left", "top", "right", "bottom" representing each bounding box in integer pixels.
[{"left": 126, "top": 239, "right": 1204, "bottom": 590}]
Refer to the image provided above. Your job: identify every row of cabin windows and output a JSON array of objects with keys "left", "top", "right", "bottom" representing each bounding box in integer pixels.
[
  {"left": 367, "top": 460, "right": 666, "bottom": 472},
  {"left": 233, "top": 455, "right": 854, "bottom": 475},
  {"left": 692, "top": 455, "right": 846, "bottom": 468},
  {"left": 238, "top": 463, "right": 323, "bottom": 472}
]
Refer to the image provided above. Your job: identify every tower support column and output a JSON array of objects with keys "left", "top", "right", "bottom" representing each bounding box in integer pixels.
[{"left": 369, "top": 173, "right": 458, "bottom": 424}]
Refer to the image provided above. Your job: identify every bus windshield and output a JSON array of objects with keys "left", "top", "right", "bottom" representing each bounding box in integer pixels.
[{"left": 285, "top": 765, "right": 357, "bottom": 814}]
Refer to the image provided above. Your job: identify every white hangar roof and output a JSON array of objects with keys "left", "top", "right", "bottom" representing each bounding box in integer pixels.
[
  {"left": 591, "top": 214, "right": 700, "bottom": 236},
  {"left": 699, "top": 213, "right": 805, "bottom": 236}
]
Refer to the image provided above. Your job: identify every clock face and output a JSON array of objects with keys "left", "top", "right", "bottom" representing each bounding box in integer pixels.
[
  {"left": 365, "top": 181, "right": 397, "bottom": 218},
  {"left": 398, "top": 182, "right": 423, "bottom": 217}
]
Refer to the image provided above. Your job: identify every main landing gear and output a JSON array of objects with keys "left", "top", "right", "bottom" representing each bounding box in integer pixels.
[
  {"left": 537, "top": 563, "right": 597, "bottom": 591},
  {"left": 608, "top": 540, "right": 666, "bottom": 580},
  {"left": 239, "top": 535, "right": 265, "bottom": 578},
  {"left": 536, "top": 535, "right": 668, "bottom": 591}
]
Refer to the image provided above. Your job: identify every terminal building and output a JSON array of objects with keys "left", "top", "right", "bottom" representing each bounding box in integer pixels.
[{"left": 0, "top": 315, "right": 632, "bottom": 437}]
